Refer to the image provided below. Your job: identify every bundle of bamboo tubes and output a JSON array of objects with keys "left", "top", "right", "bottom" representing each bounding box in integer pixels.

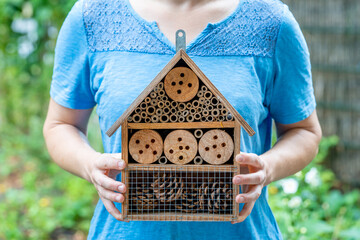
[{"left": 127, "top": 82, "right": 234, "bottom": 123}]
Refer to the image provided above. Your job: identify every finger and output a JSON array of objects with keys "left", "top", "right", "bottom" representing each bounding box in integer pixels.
[
  {"left": 231, "top": 201, "right": 256, "bottom": 224},
  {"left": 233, "top": 171, "right": 265, "bottom": 185},
  {"left": 96, "top": 155, "right": 126, "bottom": 170},
  {"left": 235, "top": 185, "right": 262, "bottom": 203},
  {"left": 101, "top": 196, "right": 128, "bottom": 222},
  {"left": 94, "top": 171, "right": 126, "bottom": 193},
  {"left": 235, "top": 153, "right": 264, "bottom": 169},
  {"left": 98, "top": 185, "right": 125, "bottom": 203}
]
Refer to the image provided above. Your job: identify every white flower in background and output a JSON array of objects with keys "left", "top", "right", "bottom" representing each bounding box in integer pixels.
[
  {"left": 280, "top": 178, "right": 299, "bottom": 194},
  {"left": 288, "top": 196, "right": 302, "bottom": 208},
  {"left": 11, "top": 18, "right": 38, "bottom": 58},
  {"left": 305, "top": 167, "right": 321, "bottom": 187}
]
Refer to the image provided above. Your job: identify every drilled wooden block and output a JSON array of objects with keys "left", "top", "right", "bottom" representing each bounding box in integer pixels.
[
  {"left": 129, "top": 130, "right": 163, "bottom": 164},
  {"left": 164, "top": 130, "right": 197, "bottom": 165},
  {"left": 199, "top": 129, "right": 234, "bottom": 165},
  {"left": 164, "top": 67, "right": 199, "bottom": 102}
]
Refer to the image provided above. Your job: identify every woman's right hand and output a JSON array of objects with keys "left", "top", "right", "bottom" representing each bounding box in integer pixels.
[{"left": 86, "top": 153, "right": 127, "bottom": 221}]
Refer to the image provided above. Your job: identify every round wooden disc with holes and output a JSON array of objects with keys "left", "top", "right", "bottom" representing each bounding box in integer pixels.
[
  {"left": 129, "top": 130, "right": 163, "bottom": 164},
  {"left": 199, "top": 130, "right": 234, "bottom": 165},
  {"left": 164, "top": 67, "right": 199, "bottom": 102},
  {"left": 164, "top": 130, "right": 197, "bottom": 165}
]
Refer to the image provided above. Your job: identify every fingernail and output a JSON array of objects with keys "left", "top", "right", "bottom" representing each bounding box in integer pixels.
[
  {"left": 116, "top": 195, "right": 122, "bottom": 202},
  {"left": 118, "top": 161, "right": 125, "bottom": 169},
  {"left": 234, "top": 177, "right": 241, "bottom": 185},
  {"left": 236, "top": 155, "right": 244, "bottom": 162},
  {"left": 118, "top": 185, "right": 125, "bottom": 192},
  {"left": 237, "top": 196, "right": 244, "bottom": 203}
]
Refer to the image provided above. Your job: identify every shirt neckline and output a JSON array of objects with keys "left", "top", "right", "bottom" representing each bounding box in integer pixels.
[{"left": 124, "top": 0, "right": 244, "bottom": 53}]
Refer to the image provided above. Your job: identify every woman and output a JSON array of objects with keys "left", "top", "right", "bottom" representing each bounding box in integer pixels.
[{"left": 43, "top": 0, "right": 322, "bottom": 239}]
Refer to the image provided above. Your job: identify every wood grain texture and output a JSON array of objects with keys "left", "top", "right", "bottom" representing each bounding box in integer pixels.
[
  {"left": 129, "top": 130, "right": 163, "bottom": 164},
  {"left": 199, "top": 130, "right": 234, "bottom": 165},
  {"left": 234, "top": 121, "right": 241, "bottom": 218},
  {"left": 164, "top": 67, "right": 199, "bottom": 102},
  {"left": 128, "top": 121, "right": 235, "bottom": 129},
  {"left": 164, "top": 130, "right": 197, "bottom": 165}
]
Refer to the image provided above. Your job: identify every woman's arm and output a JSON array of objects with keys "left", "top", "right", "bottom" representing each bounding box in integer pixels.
[
  {"left": 43, "top": 99, "right": 127, "bottom": 221},
  {"left": 232, "top": 110, "right": 322, "bottom": 223}
]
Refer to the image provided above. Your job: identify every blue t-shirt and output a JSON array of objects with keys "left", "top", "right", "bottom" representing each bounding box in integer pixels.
[{"left": 50, "top": 0, "right": 316, "bottom": 239}]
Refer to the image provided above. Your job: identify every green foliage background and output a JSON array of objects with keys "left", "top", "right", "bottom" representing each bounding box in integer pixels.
[{"left": 0, "top": 1, "right": 359, "bottom": 239}]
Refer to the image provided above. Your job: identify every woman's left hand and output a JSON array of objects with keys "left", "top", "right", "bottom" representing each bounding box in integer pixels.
[{"left": 231, "top": 152, "right": 269, "bottom": 224}]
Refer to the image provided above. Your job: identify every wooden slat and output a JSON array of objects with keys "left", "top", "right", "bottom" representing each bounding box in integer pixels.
[
  {"left": 128, "top": 121, "right": 235, "bottom": 129},
  {"left": 121, "top": 121, "right": 129, "bottom": 218},
  {"left": 126, "top": 164, "right": 237, "bottom": 172},
  {"left": 106, "top": 51, "right": 182, "bottom": 137},
  {"left": 126, "top": 213, "right": 236, "bottom": 222},
  {"left": 180, "top": 50, "right": 255, "bottom": 136},
  {"left": 234, "top": 121, "right": 241, "bottom": 218}
]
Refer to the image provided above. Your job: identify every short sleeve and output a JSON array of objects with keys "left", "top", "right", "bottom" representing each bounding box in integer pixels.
[
  {"left": 50, "top": 0, "right": 96, "bottom": 109},
  {"left": 269, "top": 5, "right": 316, "bottom": 124}
]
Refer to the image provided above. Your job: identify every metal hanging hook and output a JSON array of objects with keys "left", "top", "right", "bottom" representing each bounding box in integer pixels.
[{"left": 176, "top": 29, "right": 186, "bottom": 53}]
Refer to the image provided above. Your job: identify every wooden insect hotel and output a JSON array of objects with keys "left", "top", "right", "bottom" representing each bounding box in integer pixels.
[{"left": 106, "top": 31, "right": 255, "bottom": 221}]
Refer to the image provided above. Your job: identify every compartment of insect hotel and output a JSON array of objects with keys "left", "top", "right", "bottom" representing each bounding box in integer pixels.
[{"left": 107, "top": 49, "right": 255, "bottom": 221}]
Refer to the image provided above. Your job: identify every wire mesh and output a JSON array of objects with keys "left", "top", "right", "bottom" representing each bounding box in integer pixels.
[{"left": 124, "top": 165, "right": 237, "bottom": 221}]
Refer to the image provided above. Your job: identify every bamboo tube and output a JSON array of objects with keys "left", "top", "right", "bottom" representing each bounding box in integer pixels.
[
  {"left": 192, "top": 100, "right": 200, "bottom": 108},
  {"left": 186, "top": 114, "right": 194, "bottom": 122},
  {"left": 217, "top": 103, "right": 224, "bottom": 109},
  {"left": 164, "top": 100, "right": 171, "bottom": 107},
  {"left": 194, "top": 113, "right": 201, "bottom": 120},
  {"left": 201, "top": 85, "right": 208, "bottom": 92},
  {"left": 178, "top": 102, "right": 186, "bottom": 111},
  {"left": 151, "top": 115, "right": 159, "bottom": 123},
  {"left": 145, "top": 97, "right": 151, "bottom": 104},
  {"left": 160, "top": 115, "right": 169, "bottom": 123},
  {"left": 145, "top": 117, "right": 151, "bottom": 123},
  {"left": 170, "top": 114, "right": 178, "bottom": 122},
  {"left": 212, "top": 109, "right": 220, "bottom": 117},
  {"left": 198, "top": 97, "right": 206, "bottom": 104},
  {"left": 157, "top": 82, "right": 164, "bottom": 90},
  {"left": 194, "top": 129, "right": 203, "bottom": 138},
  {"left": 163, "top": 107, "right": 171, "bottom": 115},
  {"left": 211, "top": 97, "right": 219, "bottom": 105},
  {"left": 196, "top": 107, "right": 202, "bottom": 113},
  {"left": 170, "top": 108, "right": 177, "bottom": 114},
  {"left": 194, "top": 156, "right": 203, "bottom": 165},
  {"left": 158, "top": 89, "right": 165, "bottom": 96},
  {"left": 132, "top": 114, "right": 141, "bottom": 123},
  {"left": 135, "top": 107, "right": 141, "bottom": 114},
  {"left": 127, "top": 116, "right": 133, "bottom": 122},
  {"left": 202, "top": 109, "right": 209, "bottom": 116},
  {"left": 189, "top": 108, "right": 196, "bottom": 115},
  {"left": 170, "top": 101, "right": 178, "bottom": 108},
  {"left": 201, "top": 116, "right": 207, "bottom": 122},
  {"left": 182, "top": 110, "right": 189, "bottom": 117},
  {"left": 150, "top": 92, "right": 157, "bottom": 99},
  {"left": 186, "top": 102, "right": 192, "bottom": 109},
  {"left": 221, "top": 109, "right": 228, "bottom": 115},
  {"left": 146, "top": 106, "right": 156, "bottom": 116},
  {"left": 156, "top": 95, "right": 162, "bottom": 101},
  {"left": 150, "top": 99, "right": 157, "bottom": 106},
  {"left": 141, "top": 112, "right": 148, "bottom": 119},
  {"left": 140, "top": 102, "right": 147, "bottom": 110},
  {"left": 207, "top": 105, "right": 213, "bottom": 111},
  {"left": 206, "top": 115, "right": 214, "bottom": 122},
  {"left": 157, "top": 101, "right": 165, "bottom": 108},
  {"left": 204, "top": 91, "right": 212, "bottom": 99},
  {"left": 197, "top": 91, "right": 204, "bottom": 98},
  {"left": 178, "top": 116, "right": 185, "bottom": 122},
  {"left": 159, "top": 156, "right": 168, "bottom": 165},
  {"left": 155, "top": 108, "right": 163, "bottom": 116}
]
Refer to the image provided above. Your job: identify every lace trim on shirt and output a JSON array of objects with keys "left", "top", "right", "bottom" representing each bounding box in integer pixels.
[{"left": 83, "top": 0, "right": 284, "bottom": 57}]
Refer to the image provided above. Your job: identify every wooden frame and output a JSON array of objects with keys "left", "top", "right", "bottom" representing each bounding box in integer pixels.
[{"left": 108, "top": 49, "right": 255, "bottom": 222}]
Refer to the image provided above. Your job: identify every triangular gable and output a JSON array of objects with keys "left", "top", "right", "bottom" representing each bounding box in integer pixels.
[{"left": 106, "top": 49, "right": 255, "bottom": 137}]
